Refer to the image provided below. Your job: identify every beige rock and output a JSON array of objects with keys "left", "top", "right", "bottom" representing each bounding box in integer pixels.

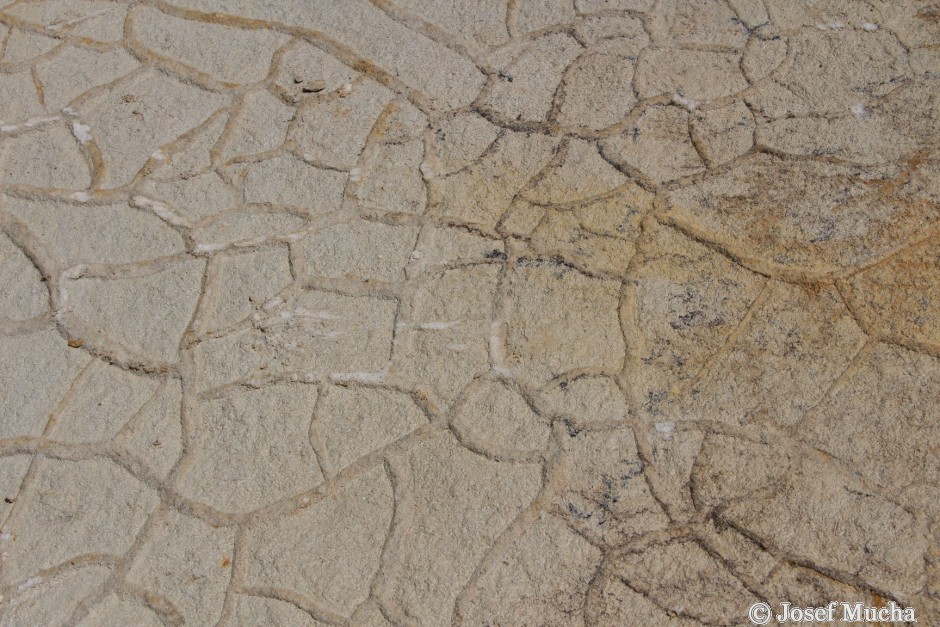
[
  {"left": 0, "top": 71, "right": 44, "bottom": 123},
  {"left": 573, "top": 181, "right": 653, "bottom": 239},
  {"left": 2, "top": 458, "right": 158, "bottom": 581},
  {"left": 349, "top": 599, "right": 395, "bottom": 626},
  {"left": 231, "top": 595, "right": 324, "bottom": 626},
  {"left": 138, "top": 170, "right": 238, "bottom": 223},
  {"left": 409, "top": 264, "right": 500, "bottom": 323},
  {"left": 2, "top": 2, "right": 938, "bottom": 622},
  {"left": 384, "top": 102, "right": 429, "bottom": 142},
  {"left": 452, "top": 379, "right": 550, "bottom": 458},
  {"left": 293, "top": 80, "right": 393, "bottom": 170},
  {"left": 146, "top": 107, "right": 225, "bottom": 172},
  {"left": 376, "top": 432, "right": 541, "bottom": 624},
  {"left": 185, "top": 328, "right": 262, "bottom": 392},
  {"left": 37, "top": 47, "right": 139, "bottom": 110},
  {"left": 900, "top": 148, "right": 940, "bottom": 205},
  {"left": 842, "top": 235, "right": 940, "bottom": 349},
  {"left": 537, "top": 375, "right": 629, "bottom": 424},
  {"left": 5, "top": 198, "right": 184, "bottom": 265},
  {"left": 691, "top": 101, "right": 755, "bottom": 166},
  {"left": 242, "top": 154, "right": 347, "bottom": 213},
  {"left": 134, "top": 6, "right": 288, "bottom": 84},
  {"left": 499, "top": 199, "right": 546, "bottom": 238},
  {"left": 482, "top": 33, "right": 583, "bottom": 122},
  {"left": 50, "top": 357, "right": 159, "bottom": 443},
  {"left": 0, "top": 455, "right": 31, "bottom": 522},
  {"left": 2, "top": 29, "right": 59, "bottom": 64},
  {"left": 776, "top": 29, "right": 909, "bottom": 114},
  {"left": 642, "top": 425, "right": 703, "bottom": 520},
  {"left": 312, "top": 385, "right": 427, "bottom": 476},
  {"left": 162, "top": 0, "right": 486, "bottom": 109},
  {"left": 63, "top": 258, "right": 205, "bottom": 363},
  {"left": 576, "top": 0, "right": 655, "bottom": 11},
  {"left": 176, "top": 383, "right": 321, "bottom": 513},
  {"left": 551, "top": 426, "right": 668, "bottom": 545},
  {"left": 761, "top": 564, "right": 870, "bottom": 612},
  {"left": 576, "top": 13, "right": 648, "bottom": 45},
  {"left": 648, "top": 0, "right": 749, "bottom": 48},
  {"left": 0, "top": 329, "right": 90, "bottom": 439},
  {"left": 514, "top": 0, "right": 576, "bottom": 33},
  {"left": 114, "top": 378, "right": 184, "bottom": 480},
  {"left": 221, "top": 89, "right": 293, "bottom": 159},
  {"left": 602, "top": 105, "right": 705, "bottom": 183},
  {"left": 396, "top": 0, "right": 508, "bottom": 48},
  {"left": 272, "top": 40, "right": 358, "bottom": 103},
  {"left": 374, "top": 99, "right": 426, "bottom": 144},
  {"left": 242, "top": 465, "right": 393, "bottom": 618},
  {"left": 126, "top": 509, "right": 236, "bottom": 625},
  {"left": 697, "top": 516, "right": 778, "bottom": 584},
  {"left": 522, "top": 138, "right": 626, "bottom": 205},
  {"left": 664, "top": 153, "right": 940, "bottom": 274},
  {"left": 529, "top": 210, "right": 637, "bottom": 277},
  {"left": 298, "top": 220, "right": 419, "bottom": 282},
  {"left": 255, "top": 289, "right": 398, "bottom": 375},
  {"left": 201, "top": 246, "right": 292, "bottom": 333},
  {"left": 1, "top": 123, "right": 90, "bottom": 189},
  {"left": 880, "top": 1, "right": 940, "bottom": 49},
  {"left": 692, "top": 432, "right": 789, "bottom": 508},
  {"left": 721, "top": 454, "right": 928, "bottom": 596},
  {"left": 636, "top": 48, "right": 747, "bottom": 102},
  {"left": 763, "top": 0, "right": 879, "bottom": 30},
  {"left": 393, "top": 322, "right": 491, "bottom": 405},
  {"left": 61, "top": 9, "right": 127, "bottom": 43},
  {"left": 557, "top": 39, "right": 641, "bottom": 130},
  {"left": 456, "top": 514, "right": 602, "bottom": 625},
  {"left": 586, "top": 574, "right": 699, "bottom": 626},
  {"left": 0, "top": 565, "right": 111, "bottom": 627},
  {"left": 612, "top": 539, "right": 760, "bottom": 624},
  {"left": 426, "top": 113, "right": 499, "bottom": 176},
  {"left": 397, "top": 266, "right": 499, "bottom": 403},
  {"left": 79, "top": 69, "right": 229, "bottom": 187},
  {"left": 804, "top": 343, "right": 940, "bottom": 492},
  {"left": 80, "top": 594, "right": 165, "bottom": 627},
  {"left": 4, "top": 1, "right": 127, "bottom": 44},
  {"left": 745, "top": 80, "right": 816, "bottom": 120},
  {"left": 431, "top": 129, "right": 557, "bottom": 229},
  {"left": 629, "top": 223, "right": 764, "bottom": 416},
  {"left": 0, "top": 230, "right": 47, "bottom": 321},
  {"left": 757, "top": 114, "right": 913, "bottom": 166},
  {"left": 406, "top": 226, "right": 504, "bottom": 278},
  {"left": 742, "top": 35, "right": 787, "bottom": 82},
  {"left": 193, "top": 210, "right": 307, "bottom": 249},
  {"left": 357, "top": 139, "right": 427, "bottom": 215},
  {"left": 503, "top": 260, "right": 624, "bottom": 383},
  {"left": 679, "top": 282, "right": 866, "bottom": 427}
]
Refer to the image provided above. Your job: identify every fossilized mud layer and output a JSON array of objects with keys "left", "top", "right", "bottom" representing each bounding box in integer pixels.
[{"left": 0, "top": 0, "right": 939, "bottom": 625}]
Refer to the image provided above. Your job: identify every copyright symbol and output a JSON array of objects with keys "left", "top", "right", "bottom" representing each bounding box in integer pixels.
[{"left": 749, "top": 602, "right": 773, "bottom": 625}]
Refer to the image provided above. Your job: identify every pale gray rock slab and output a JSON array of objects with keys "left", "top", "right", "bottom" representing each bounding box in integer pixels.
[
  {"left": 175, "top": 383, "right": 323, "bottom": 514},
  {"left": 63, "top": 258, "right": 205, "bottom": 363},
  {"left": 0, "top": 329, "right": 90, "bottom": 439},
  {"left": 78, "top": 69, "right": 229, "bottom": 188},
  {"left": 5, "top": 198, "right": 185, "bottom": 265},
  {"left": 0, "top": 230, "right": 48, "bottom": 321},
  {"left": 125, "top": 508, "right": 236, "bottom": 625},
  {"left": 242, "top": 465, "right": 393, "bottom": 618},
  {"left": 2, "top": 457, "right": 158, "bottom": 582},
  {"left": 1, "top": 123, "right": 91, "bottom": 189}
]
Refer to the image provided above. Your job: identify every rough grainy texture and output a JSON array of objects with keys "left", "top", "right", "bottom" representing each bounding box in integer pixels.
[{"left": 0, "top": 1, "right": 938, "bottom": 625}]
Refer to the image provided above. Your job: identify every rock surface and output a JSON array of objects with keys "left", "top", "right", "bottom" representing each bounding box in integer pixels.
[{"left": 0, "top": 1, "right": 937, "bottom": 624}]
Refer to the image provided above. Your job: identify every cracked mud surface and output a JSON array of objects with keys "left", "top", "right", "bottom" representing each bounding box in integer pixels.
[{"left": 0, "top": 0, "right": 939, "bottom": 625}]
